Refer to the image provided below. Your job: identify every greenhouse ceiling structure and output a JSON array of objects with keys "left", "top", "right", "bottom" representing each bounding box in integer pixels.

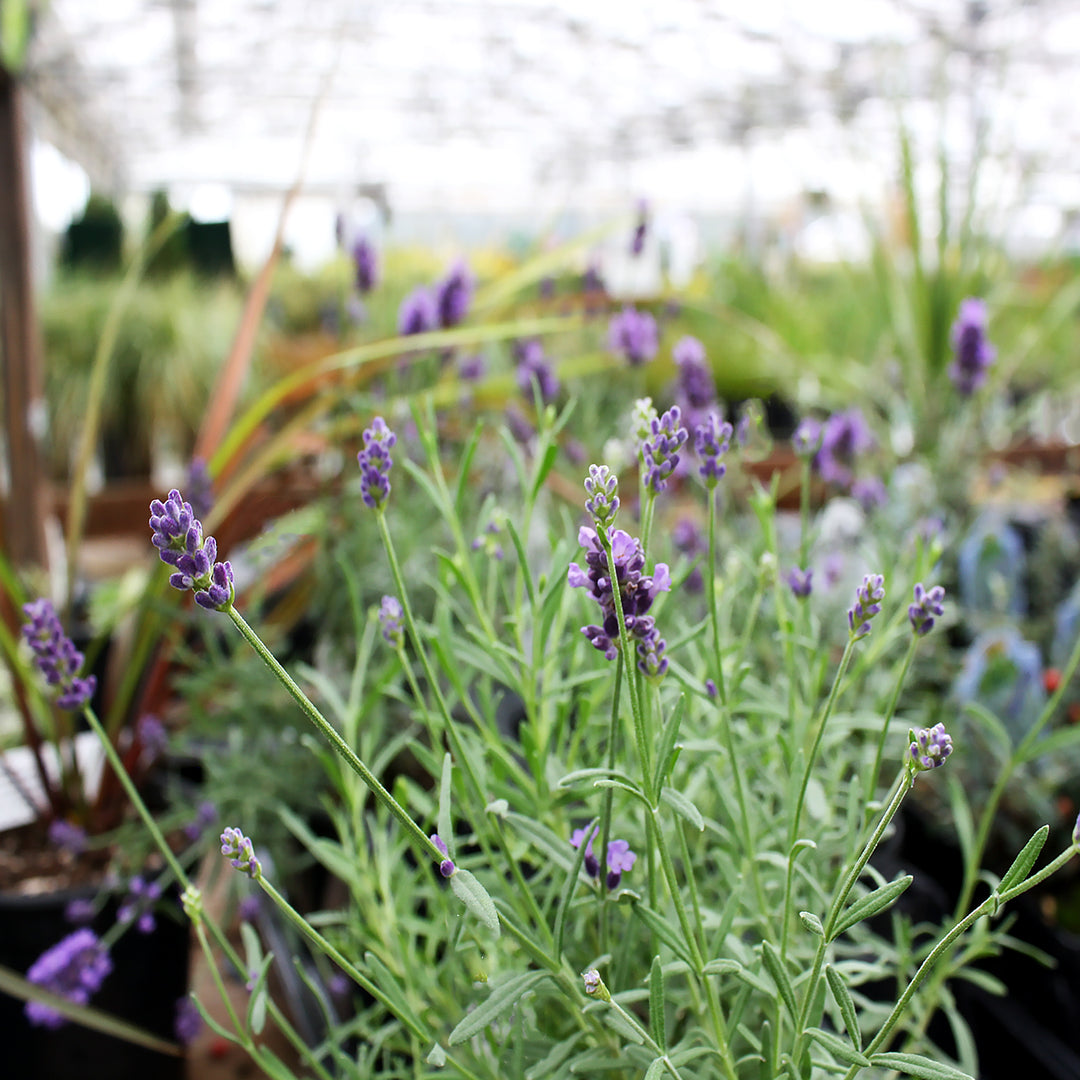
[{"left": 17, "top": 0, "right": 1080, "bottom": 222}]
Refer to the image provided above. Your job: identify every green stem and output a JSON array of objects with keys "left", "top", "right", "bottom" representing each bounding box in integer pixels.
[
  {"left": 798, "top": 457, "right": 812, "bottom": 571},
  {"left": 599, "top": 653, "right": 624, "bottom": 956},
  {"left": 865, "top": 637, "right": 918, "bottom": 815}
]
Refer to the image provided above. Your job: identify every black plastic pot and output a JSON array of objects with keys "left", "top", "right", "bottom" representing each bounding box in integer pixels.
[{"left": 0, "top": 882, "right": 190, "bottom": 1080}]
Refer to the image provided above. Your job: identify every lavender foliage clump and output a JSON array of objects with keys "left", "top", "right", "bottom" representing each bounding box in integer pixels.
[
  {"left": 515, "top": 339, "right": 559, "bottom": 404},
  {"left": 397, "top": 286, "right": 437, "bottom": 336},
  {"left": 568, "top": 527, "right": 671, "bottom": 662},
  {"left": 352, "top": 235, "right": 379, "bottom": 295},
  {"left": 221, "top": 827, "right": 261, "bottom": 879},
  {"left": 435, "top": 260, "right": 473, "bottom": 328},
  {"left": 431, "top": 834, "right": 456, "bottom": 878},
  {"left": 642, "top": 406, "right": 688, "bottom": 495},
  {"left": 357, "top": 416, "right": 397, "bottom": 511},
  {"left": 815, "top": 409, "right": 874, "bottom": 489},
  {"left": 149, "top": 490, "right": 235, "bottom": 611},
  {"left": 786, "top": 567, "right": 813, "bottom": 599},
  {"left": 694, "top": 413, "right": 734, "bottom": 489},
  {"left": 25, "top": 928, "right": 112, "bottom": 1028},
  {"left": 584, "top": 464, "right": 619, "bottom": 530},
  {"left": 948, "top": 298, "right": 995, "bottom": 395},
  {"left": 909, "top": 583, "right": 946, "bottom": 636},
  {"left": 909, "top": 723, "right": 954, "bottom": 771},
  {"left": 608, "top": 306, "right": 658, "bottom": 366},
  {"left": 378, "top": 595, "right": 404, "bottom": 647},
  {"left": 848, "top": 573, "right": 885, "bottom": 640},
  {"left": 21, "top": 599, "right": 97, "bottom": 710}
]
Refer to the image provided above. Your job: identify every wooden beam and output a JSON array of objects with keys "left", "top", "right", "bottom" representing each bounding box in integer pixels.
[{"left": 0, "top": 63, "right": 49, "bottom": 570}]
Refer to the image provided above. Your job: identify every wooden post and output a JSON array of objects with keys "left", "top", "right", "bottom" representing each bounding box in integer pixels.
[{"left": 0, "top": 62, "right": 49, "bottom": 570}]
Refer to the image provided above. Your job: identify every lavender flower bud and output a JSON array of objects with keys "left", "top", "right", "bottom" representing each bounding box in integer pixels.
[
  {"left": 434, "top": 260, "right": 473, "bottom": 328},
  {"left": 221, "top": 827, "right": 261, "bottom": 879},
  {"left": 605, "top": 839, "right": 637, "bottom": 890},
  {"left": 705, "top": 678, "right": 718, "bottom": 699},
  {"left": 636, "top": 625, "right": 668, "bottom": 682},
  {"left": 431, "top": 833, "right": 456, "bottom": 877},
  {"left": 908, "top": 723, "right": 953, "bottom": 771},
  {"left": 515, "top": 338, "right": 559, "bottom": 404},
  {"left": 25, "top": 928, "right": 112, "bottom": 1028},
  {"left": 357, "top": 416, "right": 396, "bottom": 511},
  {"left": 673, "top": 335, "right": 717, "bottom": 428},
  {"left": 792, "top": 417, "right": 823, "bottom": 458},
  {"left": 948, "top": 298, "right": 995, "bottom": 396},
  {"left": 909, "top": 583, "right": 946, "bottom": 636},
  {"left": 786, "top": 567, "right": 813, "bottom": 599},
  {"left": 629, "top": 198, "right": 649, "bottom": 256},
  {"left": 582, "top": 968, "right": 610, "bottom": 1000},
  {"left": 570, "top": 824, "right": 601, "bottom": 878},
  {"left": 21, "top": 599, "right": 97, "bottom": 710},
  {"left": 352, "top": 235, "right": 379, "bottom": 295},
  {"left": 174, "top": 996, "right": 203, "bottom": 1046},
  {"left": 851, "top": 476, "right": 887, "bottom": 512},
  {"left": 584, "top": 464, "right": 620, "bottom": 530},
  {"left": 848, "top": 573, "right": 885, "bottom": 640},
  {"left": 148, "top": 490, "right": 235, "bottom": 611},
  {"left": 642, "top": 406, "right": 689, "bottom": 496},
  {"left": 397, "top": 286, "right": 437, "bottom": 336},
  {"left": 694, "top": 413, "right": 734, "bottom": 489},
  {"left": 608, "top": 306, "right": 659, "bottom": 366},
  {"left": 186, "top": 458, "right": 214, "bottom": 522},
  {"left": 48, "top": 819, "right": 88, "bottom": 855},
  {"left": 379, "top": 595, "right": 404, "bottom": 647},
  {"left": 815, "top": 410, "right": 874, "bottom": 489}
]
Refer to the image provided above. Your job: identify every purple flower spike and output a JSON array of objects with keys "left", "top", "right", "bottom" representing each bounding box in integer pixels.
[
  {"left": 21, "top": 599, "right": 97, "bottom": 711},
  {"left": 25, "top": 928, "right": 112, "bottom": 1028},
  {"left": 792, "top": 417, "right": 823, "bottom": 458},
  {"left": 379, "top": 595, "right": 404, "bottom": 647},
  {"left": 908, "top": 723, "right": 953, "bottom": 771},
  {"left": 608, "top": 306, "right": 659, "bottom": 366},
  {"left": 948, "top": 298, "right": 995, "bottom": 396},
  {"left": 357, "top": 416, "right": 397, "bottom": 511},
  {"left": 515, "top": 338, "right": 559, "bottom": 404},
  {"left": 48, "top": 819, "right": 88, "bottom": 855},
  {"left": 642, "top": 406, "right": 689, "bottom": 496},
  {"left": 705, "top": 678, "right": 718, "bottom": 699},
  {"left": 435, "top": 260, "right": 474, "bottom": 328},
  {"left": 352, "top": 235, "right": 379, "bottom": 295},
  {"left": 584, "top": 464, "right": 619, "bottom": 531},
  {"left": 184, "top": 799, "right": 218, "bottom": 842},
  {"left": 673, "top": 336, "right": 717, "bottom": 428},
  {"left": 636, "top": 625, "right": 668, "bottom": 681},
  {"left": 149, "top": 490, "right": 234, "bottom": 612},
  {"left": 909, "top": 583, "right": 946, "bottom": 636},
  {"left": 815, "top": 410, "right": 874, "bottom": 489},
  {"left": 186, "top": 458, "right": 214, "bottom": 522},
  {"left": 605, "top": 839, "right": 637, "bottom": 890},
  {"left": 630, "top": 198, "right": 649, "bottom": 256},
  {"left": 694, "top": 412, "right": 734, "bottom": 489},
  {"left": 397, "top": 286, "right": 437, "bottom": 336},
  {"left": 786, "top": 567, "right": 813, "bottom": 599},
  {"left": 174, "top": 996, "right": 203, "bottom": 1046},
  {"left": 851, "top": 476, "right": 887, "bottom": 513},
  {"left": 431, "top": 833, "right": 456, "bottom": 877},
  {"left": 221, "top": 827, "right": 261, "bottom": 880},
  {"left": 848, "top": 573, "right": 885, "bottom": 640},
  {"left": 570, "top": 824, "right": 601, "bottom": 879}
]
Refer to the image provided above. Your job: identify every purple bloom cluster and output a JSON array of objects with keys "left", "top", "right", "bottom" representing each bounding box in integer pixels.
[
  {"left": 948, "top": 298, "right": 995, "bottom": 395},
  {"left": 792, "top": 417, "right": 823, "bottom": 458},
  {"left": 21, "top": 599, "right": 97, "bottom": 710},
  {"left": 909, "top": 723, "right": 954, "bottom": 771},
  {"left": 117, "top": 875, "right": 162, "bottom": 934},
  {"left": 378, "top": 595, "right": 404, "bottom": 647},
  {"left": 221, "top": 827, "right": 261, "bottom": 879},
  {"left": 458, "top": 353, "right": 486, "bottom": 381},
  {"left": 174, "top": 996, "right": 203, "bottom": 1045},
  {"left": 435, "top": 260, "right": 474, "bottom": 328},
  {"left": 570, "top": 825, "right": 637, "bottom": 889},
  {"left": 398, "top": 286, "right": 437, "bottom": 336},
  {"left": 515, "top": 339, "right": 559, "bottom": 405},
  {"left": 851, "top": 476, "right": 887, "bottom": 512},
  {"left": 815, "top": 410, "right": 874, "bottom": 489},
  {"left": 184, "top": 799, "right": 218, "bottom": 841},
  {"left": 673, "top": 336, "right": 717, "bottom": 428},
  {"left": 584, "top": 464, "right": 619, "bottom": 530},
  {"left": 357, "top": 416, "right": 396, "bottom": 510},
  {"left": 25, "top": 928, "right": 112, "bottom": 1028},
  {"left": 694, "top": 413, "right": 734, "bottom": 489},
  {"left": 642, "top": 406, "right": 688, "bottom": 496},
  {"left": 608, "top": 306, "right": 658, "bottom": 366},
  {"left": 48, "top": 819, "right": 88, "bottom": 856},
  {"left": 568, "top": 526, "right": 671, "bottom": 677},
  {"left": 672, "top": 517, "right": 706, "bottom": 594},
  {"left": 471, "top": 519, "right": 505, "bottom": 561},
  {"left": 136, "top": 713, "right": 169, "bottom": 764},
  {"left": 909, "top": 583, "right": 946, "bottom": 636},
  {"left": 431, "top": 833, "right": 456, "bottom": 877},
  {"left": 352, "top": 235, "right": 379, "bottom": 295},
  {"left": 786, "top": 567, "right": 813, "bottom": 599},
  {"left": 186, "top": 458, "right": 214, "bottom": 522},
  {"left": 149, "top": 490, "right": 235, "bottom": 611},
  {"left": 848, "top": 573, "right": 885, "bottom": 640}
]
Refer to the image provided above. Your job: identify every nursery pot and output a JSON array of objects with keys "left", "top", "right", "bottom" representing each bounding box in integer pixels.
[{"left": 0, "top": 882, "right": 189, "bottom": 1080}]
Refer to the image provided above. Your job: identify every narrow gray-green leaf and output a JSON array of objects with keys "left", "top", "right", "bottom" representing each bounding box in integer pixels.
[
  {"left": 805, "top": 1028, "right": 871, "bottom": 1068},
  {"left": 868, "top": 1052, "right": 973, "bottom": 1080},
  {"left": 245, "top": 954, "right": 275, "bottom": 1035},
  {"left": 633, "top": 903, "right": 694, "bottom": 966},
  {"left": 649, "top": 955, "right": 667, "bottom": 1052},
  {"left": 451, "top": 869, "right": 500, "bottom": 934},
  {"left": 644, "top": 1058, "right": 667, "bottom": 1080},
  {"left": 760, "top": 941, "right": 797, "bottom": 1020},
  {"left": 438, "top": 752, "right": 455, "bottom": 860},
  {"left": 997, "top": 825, "right": 1049, "bottom": 893},
  {"left": 555, "top": 816, "right": 598, "bottom": 956},
  {"left": 660, "top": 786, "right": 705, "bottom": 831},
  {"left": 829, "top": 876, "right": 913, "bottom": 940},
  {"left": 652, "top": 694, "right": 686, "bottom": 793},
  {"left": 449, "top": 971, "right": 549, "bottom": 1045},
  {"left": 825, "top": 965, "right": 862, "bottom": 1051}
]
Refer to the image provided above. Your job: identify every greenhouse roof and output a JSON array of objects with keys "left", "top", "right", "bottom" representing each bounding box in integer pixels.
[{"left": 20, "top": 0, "right": 1080, "bottom": 216}]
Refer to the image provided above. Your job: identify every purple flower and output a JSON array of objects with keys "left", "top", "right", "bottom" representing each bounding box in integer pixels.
[
  {"left": 184, "top": 799, "right": 218, "bottom": 841},
  {"left": 174, "top": 996, "right": 203, "bottom": 1045},
  {"left": 582, "top": 262, "right": 606, "bottom": 295},
  {"left": 148, "top": 490, "right": 235, "bottom": 611},
  {"left": 672, "top": 517, "right": 706, "bottom": 594},
  {"left": 608, "top": 306, "right": 659, "bottom": 366},
  {"left": 908, "top": 723, "right": 953, "bottom": 771},
  {"left": 948, "top": 298, "right": 995, "bottom": 395},
  {"left": 848, "top": 573, "right": 885, "bottom": 640},
  {"left": 357, "top": 416, "right": 396, "bottom": 511},
  {"left": 792, "top": 417, "right": 823, "bottom": 458},
  {"left": 568, "top": 526, "right": 671, "bottom": 663},
  {"left": 458, "top": 353, "right": 486, "bottom": 381},
  {"left": 64, "top": 898, "right": 96, "bottom": 925},
  {"left": 642, "top": 406, "right": 689, "bottom": 496},
  {"left": 238, "top": 894, "right": 261, "bottom": 923},
  {"left": 378, "top": 595, "right": 404, "bottom": 647},
  {"left": 786, "top": 567, "right": 813, "bottom": 599},
  {"left": 515, "top": 339, "right": 559, "bottom": 405},
  {"left": 584, "top": 464, "right": 619, "bottom": 530},
  {"left": 605, "top": 839, "right": 637, "bottom": 889},
  {"left": 1073, "top": 812, "right": 1080, "bottom": 849},
  {"left": 137, "top": 713, "right": 169, "bottom": 763},
  {"left": 570, "top": 825, "right": 601, "bottom": 878},
  {"left": 25, "top": 928, "right": 112, "bottom": 1028},
  {"left": 21, "top": 599, "right": 97, "bottom": 710},
  {"left": 352, "top": 236, "right": 379, "bottom": 295},
  {"left": 694, "top": 413, "right": 734, "bottom": 489},
  {"left": 851, "top": 476, "right": 887, "bottom": 512},
  {"left": 630, "top": 198, "right": 649, "bottom": 256},
  {"left": 815, "top": 410, "right": 874, "bottom": 489},
  {"left": 435, "top": 260, "right": 474, "bottom": 328},
  {"left": 673, "top": 336, "right": 716, "bottom": 428},
  {"left": 582, "top": 967, "right": 603, "bottom": 995},
  {"left": 431, "top": 833, "right": 456, "bottom": 877},
  {"left": 117, "top": 875, "right": 162, "bottom": 935},
  {"left": 397, "top": 286, "right": 437, "bottom": 336},
  {"left": 186, "top": 458, "right": 214, "bottom": 522},
  {"left": 48, "top": 819, "right": 87, "bottom": 855},
  {"left": 636, "top": 624, "right": 668, "bottom": 681},
  {"left": 909, "top": 583, "right": 945, "bottom": 636},
  {"left": 221, "top": 826, "right": 261, "bottom": 879},
  {"left": 705, "top": 678, "right": 718, "bottom": 699}
]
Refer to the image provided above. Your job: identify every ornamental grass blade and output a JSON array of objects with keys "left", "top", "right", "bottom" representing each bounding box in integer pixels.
[
  {"left": 829, "top": 875, "right": 913, "bottom": 941},
  {"left": 448, "top": 970, "right": 549, "bottom": 1045}
]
